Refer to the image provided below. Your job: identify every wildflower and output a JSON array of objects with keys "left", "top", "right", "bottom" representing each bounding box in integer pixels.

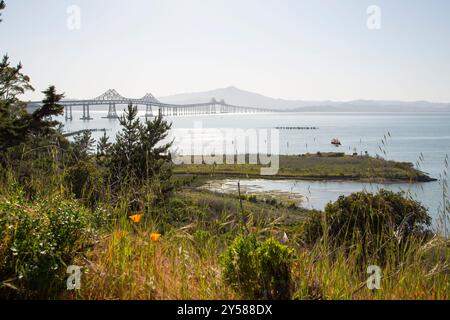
[
  {"left": 281, "top": 232, "right": 289, "bottom": 244},
  {"left": 116, "top": 231, "right": 128, "bottom": 240},
  {"left": 129, "top": 213, "right": 144, "bottom": 223},
  {"left": 11, "top": 247, "right": 18, "bottom": 256},
  {"left": 150, "top": 233, "right": 161, "bottom": 242}
]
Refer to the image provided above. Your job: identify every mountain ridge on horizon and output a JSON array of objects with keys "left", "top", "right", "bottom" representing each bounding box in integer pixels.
[{"left": 157, "top": 86, "right": 450, "bottom": 112}]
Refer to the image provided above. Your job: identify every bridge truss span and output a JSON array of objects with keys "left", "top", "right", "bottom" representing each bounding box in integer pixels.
[{"left": 27, "top": 89, "right": 278, "bottom": 121}]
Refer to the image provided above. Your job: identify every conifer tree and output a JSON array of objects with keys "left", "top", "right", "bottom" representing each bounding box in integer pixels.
[
  {"left": 29, "top": 85, "right": 64, "bottom": 136},
  {"left": 109, "top": 103, "right": 174, "bottom": 193},
  {"left": 0, "top": 1, "right": 5, "bottom": 23},
  {"left": 0, "top": 55, "right": 35, "bottom": 151},
  {"left": 0, "top": 55, "right": 34, "bottom": 104},
  {"left": 0, "top": 3, "right": 65, "bottom": 155},
  {"left": 96, "top": 132, "right": 112, "bottom": 167},
  {"left": 0, "top": 2, "right": 68, "bottom": 169},
  {"left": 139, "top": 113, "right": 173, "bottom": 180},
  {"left": 97, "top": 131, "right": 112, "bottom": 157},
  {"left": 110, "top": 103, "right": 142, "bottom": 183},
  {"left": 72, "top": 130, "right": 95, "bottom": 161}
]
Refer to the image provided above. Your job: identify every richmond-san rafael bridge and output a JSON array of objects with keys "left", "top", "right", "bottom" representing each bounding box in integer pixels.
[{"left": 28, "top": 89, "right": 277, "bottom": 121}]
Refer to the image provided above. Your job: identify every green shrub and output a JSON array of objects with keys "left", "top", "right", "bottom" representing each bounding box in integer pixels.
[
  {"left": 91, "top": 204, "right": 114, "bottom": 229},
  {"left": 302, "top": 212, "right": 324, "bottom": 245},
  {"left": 265, "top": 198, "right": 278, "bottom": 206},
  {"left": 65, "top": 160, "right": 104, "bottom": 207},
  {"left": 193, "top": 229, "right": 211, "bottom": 244},
  {"left": 165, "top": 197, "right": 197, "bottom": 226},
  {"left": 0, "top": 194, "right": 93, "bottom": 297},
  {"left": 193, "top": 229, "right": 215, "bottom": 256},
  {"left": 221, "top": 234, "right": 294, "bottom": 299},
  {"left": 303, "top": 189, "right": 431, "bottom": 263}
]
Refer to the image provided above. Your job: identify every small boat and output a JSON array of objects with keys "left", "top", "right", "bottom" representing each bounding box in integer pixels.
[{"left": 331, "top": 138, "right": 341, "bottom": 146}]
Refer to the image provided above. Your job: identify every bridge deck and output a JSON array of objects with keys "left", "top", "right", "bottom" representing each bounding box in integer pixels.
[{"left": 27, "top": 89, "right": 279, "bottom": 120}]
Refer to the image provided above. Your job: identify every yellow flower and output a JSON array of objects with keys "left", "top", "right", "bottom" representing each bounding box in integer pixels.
[
  {"left": 150, "top": 233, "right": 161, "bottom": 242},
  {"left": 129, "top": 213, "right": 144, "bottom": 223}
]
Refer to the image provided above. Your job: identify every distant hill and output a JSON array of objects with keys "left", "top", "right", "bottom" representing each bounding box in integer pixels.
[{"left": 158, "top": 86, "right": 450, "bottom": 112}]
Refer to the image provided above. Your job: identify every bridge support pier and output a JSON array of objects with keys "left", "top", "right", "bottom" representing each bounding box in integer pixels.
[
  {"left": 106, "top": 103, "right": 118, "bottom": 119},
  {"left": 65, "top": 105, "right": 73, "bottom": 121},
  {"left": 80, "top": 104, "right": 93, "bottom": 120},
  {"left": 145, "top": 104, "right": 153, "bottom": 119}
]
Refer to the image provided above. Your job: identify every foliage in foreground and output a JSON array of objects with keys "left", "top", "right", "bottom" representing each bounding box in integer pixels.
[
  {"left": 221, "top": 234, "right": 294, "bottom": 299},
  {"left": 69, "top": 189, "right": 448, "bottom": 300},
  {"left": 0, "top": 182, "right": 448, "bottom": 300},
  {"left": 303, "top": 190, "right": 432, "bottom": 265},
  {"left": 0, "top": 191, "right": 94, "bottom": 298}
]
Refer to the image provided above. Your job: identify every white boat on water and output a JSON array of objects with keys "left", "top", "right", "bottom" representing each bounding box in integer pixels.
[{"left": 331, "top": 138, "right": 342, "bottom": 146}]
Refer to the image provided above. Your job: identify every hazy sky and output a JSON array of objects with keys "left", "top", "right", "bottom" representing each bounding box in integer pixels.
[{"left": 1, "top": 0, "right": 449, "bottom": 102}]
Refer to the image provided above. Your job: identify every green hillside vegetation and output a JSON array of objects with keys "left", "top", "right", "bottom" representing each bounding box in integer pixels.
[{"left": 174, "top": 153, "right": 435, "bottom": 182}]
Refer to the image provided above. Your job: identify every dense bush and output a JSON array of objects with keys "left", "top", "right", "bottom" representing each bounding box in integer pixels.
[
  {"left": 221, "top": 234, "right": 294, "bottom": 299},
  {"left": 0, "top": 194, "right": 93, "bottom": 297},
  {"left": 165, "top": 197, "right": 194, "bottom": 225},
  {"left": 65, "top": 160, "right": 105, "bottom": 207},
  {"left": 303, "top": 189, "right": 432, "bottom": 262}
]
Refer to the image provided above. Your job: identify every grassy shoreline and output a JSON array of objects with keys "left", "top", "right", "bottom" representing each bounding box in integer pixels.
[{"left": 174, "top": 153, "right": 436, "bottom": 183}]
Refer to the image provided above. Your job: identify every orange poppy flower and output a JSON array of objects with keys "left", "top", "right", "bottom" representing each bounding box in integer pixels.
[
  {"left": 116, "top": 231, "right": 128, "bottom": 240},
  {"left": 129, "top": 213, "right": 144, "bottom": 223},
  {"left": 150, "top": 233, "right": 161, "bottom": 242}
]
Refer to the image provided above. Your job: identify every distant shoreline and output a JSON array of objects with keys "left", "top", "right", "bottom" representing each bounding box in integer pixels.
[
  {"left": 176, "top": 172, "right": 437, "bottom": 184},
  {"left": 174, "top": 153, "right": 436, "bottom": 183}
]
